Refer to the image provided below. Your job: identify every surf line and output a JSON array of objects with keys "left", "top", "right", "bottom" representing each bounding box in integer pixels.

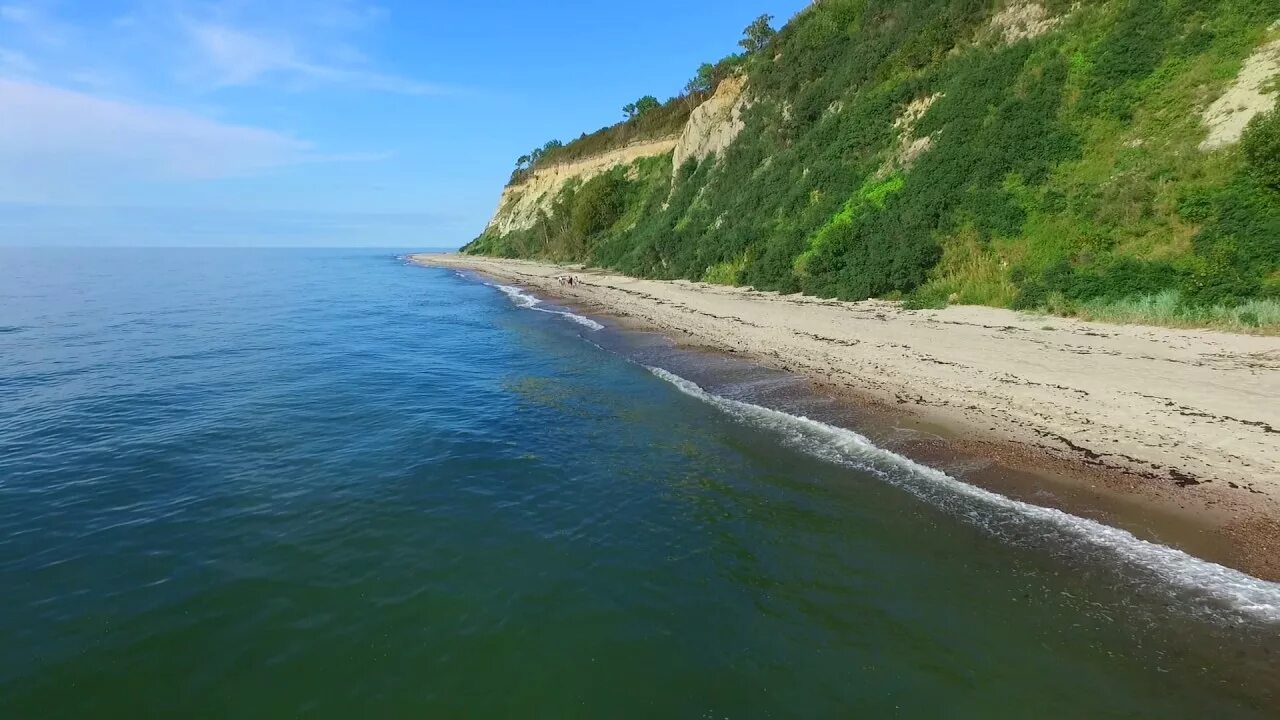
[
  {"left": 489, "top": 283, "right": 604, "bottom": 331},
  {"left": 647, "top": 365, "right": 1280, "bottom": 625}
]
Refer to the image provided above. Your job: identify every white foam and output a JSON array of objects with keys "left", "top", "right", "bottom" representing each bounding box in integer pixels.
[
  {"left": 491, "top": 284, "right": 604, "bottom": 330},
  {"left": 648, "top": 366, "right": 1280, "bottom": 625}
]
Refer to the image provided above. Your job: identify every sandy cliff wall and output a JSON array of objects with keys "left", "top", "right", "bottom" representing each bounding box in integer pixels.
[
  {"left": 670, "top": 74, "right": 748, "bottom": 177},
  {"left": 485, "top": 138, "right": 678, "bottom": 235},
  {"left": 485, "top": 76, "right": 751, "bottom": 236},
  {"left": 1200, "top": 34, "right": 1280, "bottom": 150}
]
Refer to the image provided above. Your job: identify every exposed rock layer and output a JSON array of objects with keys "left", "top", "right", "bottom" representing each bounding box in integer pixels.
[
  {"left": 486, "top": 137, "right": 678, "bottom": 235},
  {"left": 671, "top": 74, "right": 749, "bottom": 178},
  {"left": 1201, "top": 37, "right": 1280, "bottom": 151},
  {"left": 486, "top": 77, "right": 751, "bottom": 235}
]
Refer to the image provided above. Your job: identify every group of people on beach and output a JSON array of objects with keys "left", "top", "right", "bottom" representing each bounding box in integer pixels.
[{"left": 557, "top": 275, "right": 582, "bottom": 288}]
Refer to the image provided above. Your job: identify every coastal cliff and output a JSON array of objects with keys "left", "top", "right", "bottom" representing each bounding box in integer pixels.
[
  {"left": 485, "top": 137, "right": 680, "bottom": 237},
  {"left": 465, "top": 1, "right": 1280, "bottom": 332},
  {"left": 483, "top": 73, "right": 751, "bottom": 240}
]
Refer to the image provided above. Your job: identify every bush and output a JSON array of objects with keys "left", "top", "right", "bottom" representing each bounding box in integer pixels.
[
  {"left": 1242, "top": 110, "right": 1280, "bottom": 191},
  {"left": 570, "top": 173, "right": 627, "bottom": 240}
]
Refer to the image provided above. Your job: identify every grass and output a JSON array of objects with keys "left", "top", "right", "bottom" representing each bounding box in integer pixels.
[
  {"left": 1030, "top": 289, "right": 1280, "bottom": 334},
  {"left": 915, "top": 226, "right": 1019, "bottom": 306},
  {"left": 703, "top": 254, "right": 749, "bottom": 285}
]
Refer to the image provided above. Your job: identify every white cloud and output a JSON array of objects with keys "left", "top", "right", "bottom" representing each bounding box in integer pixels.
[
  {"left": 0, "top": 0, "right": 445, "bottom": 97},
  {"left": 185, "top": 22, "right": 298, "bottom": 87},
  {"left": 182, "top": 19, "right": 445, "bottom": 95},
  {"left": 0, "top": 78, "right": 311, "bottom": 201}
]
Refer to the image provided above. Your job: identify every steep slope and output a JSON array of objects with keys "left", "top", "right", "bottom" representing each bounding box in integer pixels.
[{"left": 465, "top": 0, "right": 1280, "bottom": 330}]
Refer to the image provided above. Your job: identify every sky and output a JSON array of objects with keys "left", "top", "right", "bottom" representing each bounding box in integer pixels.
[{"left": 0, "top": 0, "right": 811, "bottom": 247}]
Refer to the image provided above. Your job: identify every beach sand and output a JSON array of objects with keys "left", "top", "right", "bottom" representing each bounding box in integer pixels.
[{"left": 411, "top": 253, "right": 1280, "bottom": 579}]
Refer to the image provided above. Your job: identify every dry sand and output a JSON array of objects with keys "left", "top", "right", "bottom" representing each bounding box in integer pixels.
[{"left": 411, "top": 253, "right": 1280, "bottom": 578}]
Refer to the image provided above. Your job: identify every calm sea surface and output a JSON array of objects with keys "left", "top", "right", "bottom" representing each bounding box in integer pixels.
[{"left": 1, "top": 248, "right": 1277, "bottom": 718}]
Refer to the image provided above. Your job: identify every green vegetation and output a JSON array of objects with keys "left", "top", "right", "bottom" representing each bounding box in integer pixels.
[
  {"left": 1242, "top": 110, "right": 1280, "bottom": 190},
  {"left": 511, "top": 139, "right": 563, "bottom": 182},
  {"left": 623, "top": 96, "right": 661, "bottom": 120},
  {"left": 738, "top": 13, "right": 777, "bottom": 54},
  {"left": 685, "top": 55, "right": 745, "bottom": 96},
  {"left": 468, "top": 1, "right": 1280, "bottom": 333},
  {"left": 1064, "top": 291, "right": 1280, "bottom": 331},
  {"left": 467, "top": 155, "right": 676, "bottom": 263}
]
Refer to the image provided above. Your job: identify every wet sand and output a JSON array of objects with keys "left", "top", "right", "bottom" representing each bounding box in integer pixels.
[{"left": 411, "top": 253, "right": 1280, "bottom": 580}]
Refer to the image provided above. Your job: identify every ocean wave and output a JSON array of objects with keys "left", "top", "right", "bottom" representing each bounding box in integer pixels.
[
  {"left": 648, "top": 365, "right": 1280, "bottom": 625},
  {"left": 491, "top": 284, "right": 604, "bottom": 330}
]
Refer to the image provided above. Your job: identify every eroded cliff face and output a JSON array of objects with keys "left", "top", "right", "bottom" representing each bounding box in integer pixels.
[
  {"left": 485, "top": 76, "right": 750, "bottom": 235},
  {"left": 1200, "top": 34, "right": 1280, "bottom": 151},
  {"left": 485, "top": 138, "right": 678, "bottom": 235},
  {"left": 670, "top": 74, "right": 748, "bottom": 177}
]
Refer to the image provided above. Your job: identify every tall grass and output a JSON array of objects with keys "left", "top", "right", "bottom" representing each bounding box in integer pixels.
[
  {"left": 1037, "top": 290, "right": 1280, "bottom": 334},
  {"left": 914, "top": 228, "right": 1019, "bottom": 307}
]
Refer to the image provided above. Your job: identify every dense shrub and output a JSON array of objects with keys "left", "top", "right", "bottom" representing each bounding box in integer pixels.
[
  {"left": 1085, "top": 0, "right": 1173, "bottom": 118},
  {"left": 1242, "top": 110, "right": 1280, "bottom": 191},
  {"left": 1182, "top": 176, "right": 1280, "bottom": 304},
  {"left": 1011, "top": 258, "right": 1188, "bottom": 309},
  {"left": 570, "top": 173, "right": 627, "bottom": 240}
]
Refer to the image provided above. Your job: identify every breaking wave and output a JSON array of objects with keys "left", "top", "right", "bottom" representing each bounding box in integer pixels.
[
  {"left": 648, "top": 366, "right": 1280, "bottom": 625},
  {"left": 491, "top": 284, "right": 604, "bottom": 330}
]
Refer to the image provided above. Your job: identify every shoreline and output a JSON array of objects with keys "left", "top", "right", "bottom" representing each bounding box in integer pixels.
[{"left": 411, "top": 253, "right": 1280, "bottom": 581}]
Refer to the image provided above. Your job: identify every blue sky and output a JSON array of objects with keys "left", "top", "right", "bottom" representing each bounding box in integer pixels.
[{"left": 0, "top": 0, "right": 810, "bottom": 247}]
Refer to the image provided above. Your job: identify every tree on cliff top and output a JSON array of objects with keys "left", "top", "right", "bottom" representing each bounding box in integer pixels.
[
  {"left": 685, "top": 64, "right": 714, "bottom": 96},
  {"left": 624, "top": 95, "right": 660, "bottom": 120},
  {"left": 635, "top": 95, "right": 659, "bottom": 116},
  {"left": 685, "top": 53, "right": 746, "bottom": 97},
  {"left": 739, "top": 13, "right": 776, "bottom": 54}
]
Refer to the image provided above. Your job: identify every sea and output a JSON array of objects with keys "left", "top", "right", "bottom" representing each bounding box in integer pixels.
[{"left": 2, "top": 247, "right": 1278, "bottom": 718}]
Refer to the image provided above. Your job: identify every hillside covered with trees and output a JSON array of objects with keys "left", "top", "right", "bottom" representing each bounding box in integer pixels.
[{"left": 464, "top": 0, "right": 1280, "bottom": 331}]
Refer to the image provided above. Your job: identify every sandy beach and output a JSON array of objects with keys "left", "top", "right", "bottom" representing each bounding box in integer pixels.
[{"left": 412, "top": 253, "right": 1280, "bottom": 579}]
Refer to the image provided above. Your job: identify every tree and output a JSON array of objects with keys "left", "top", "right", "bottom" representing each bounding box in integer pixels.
[
  {"left": 519, "top": 139, "right": 565, "bottom": 170},
  {"left": 739, "top": 13, "right": 776, "bottom": 54},
  {"left": 570, "top": 173, "right": 627, "bottom": 241},
  {"left": 634, "top": 95, "right": 660, "bottom": 117},
  {"left": 623, "top": 102, "right": 637, "bottom": 119},
  {"left": 684, "top": 63, "right": 716, "bottom": 96}
]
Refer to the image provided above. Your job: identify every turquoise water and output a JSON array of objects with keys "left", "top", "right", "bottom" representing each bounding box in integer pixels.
[{"left": 1, "top": 248, "right": 1277, "bottom": 718}]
